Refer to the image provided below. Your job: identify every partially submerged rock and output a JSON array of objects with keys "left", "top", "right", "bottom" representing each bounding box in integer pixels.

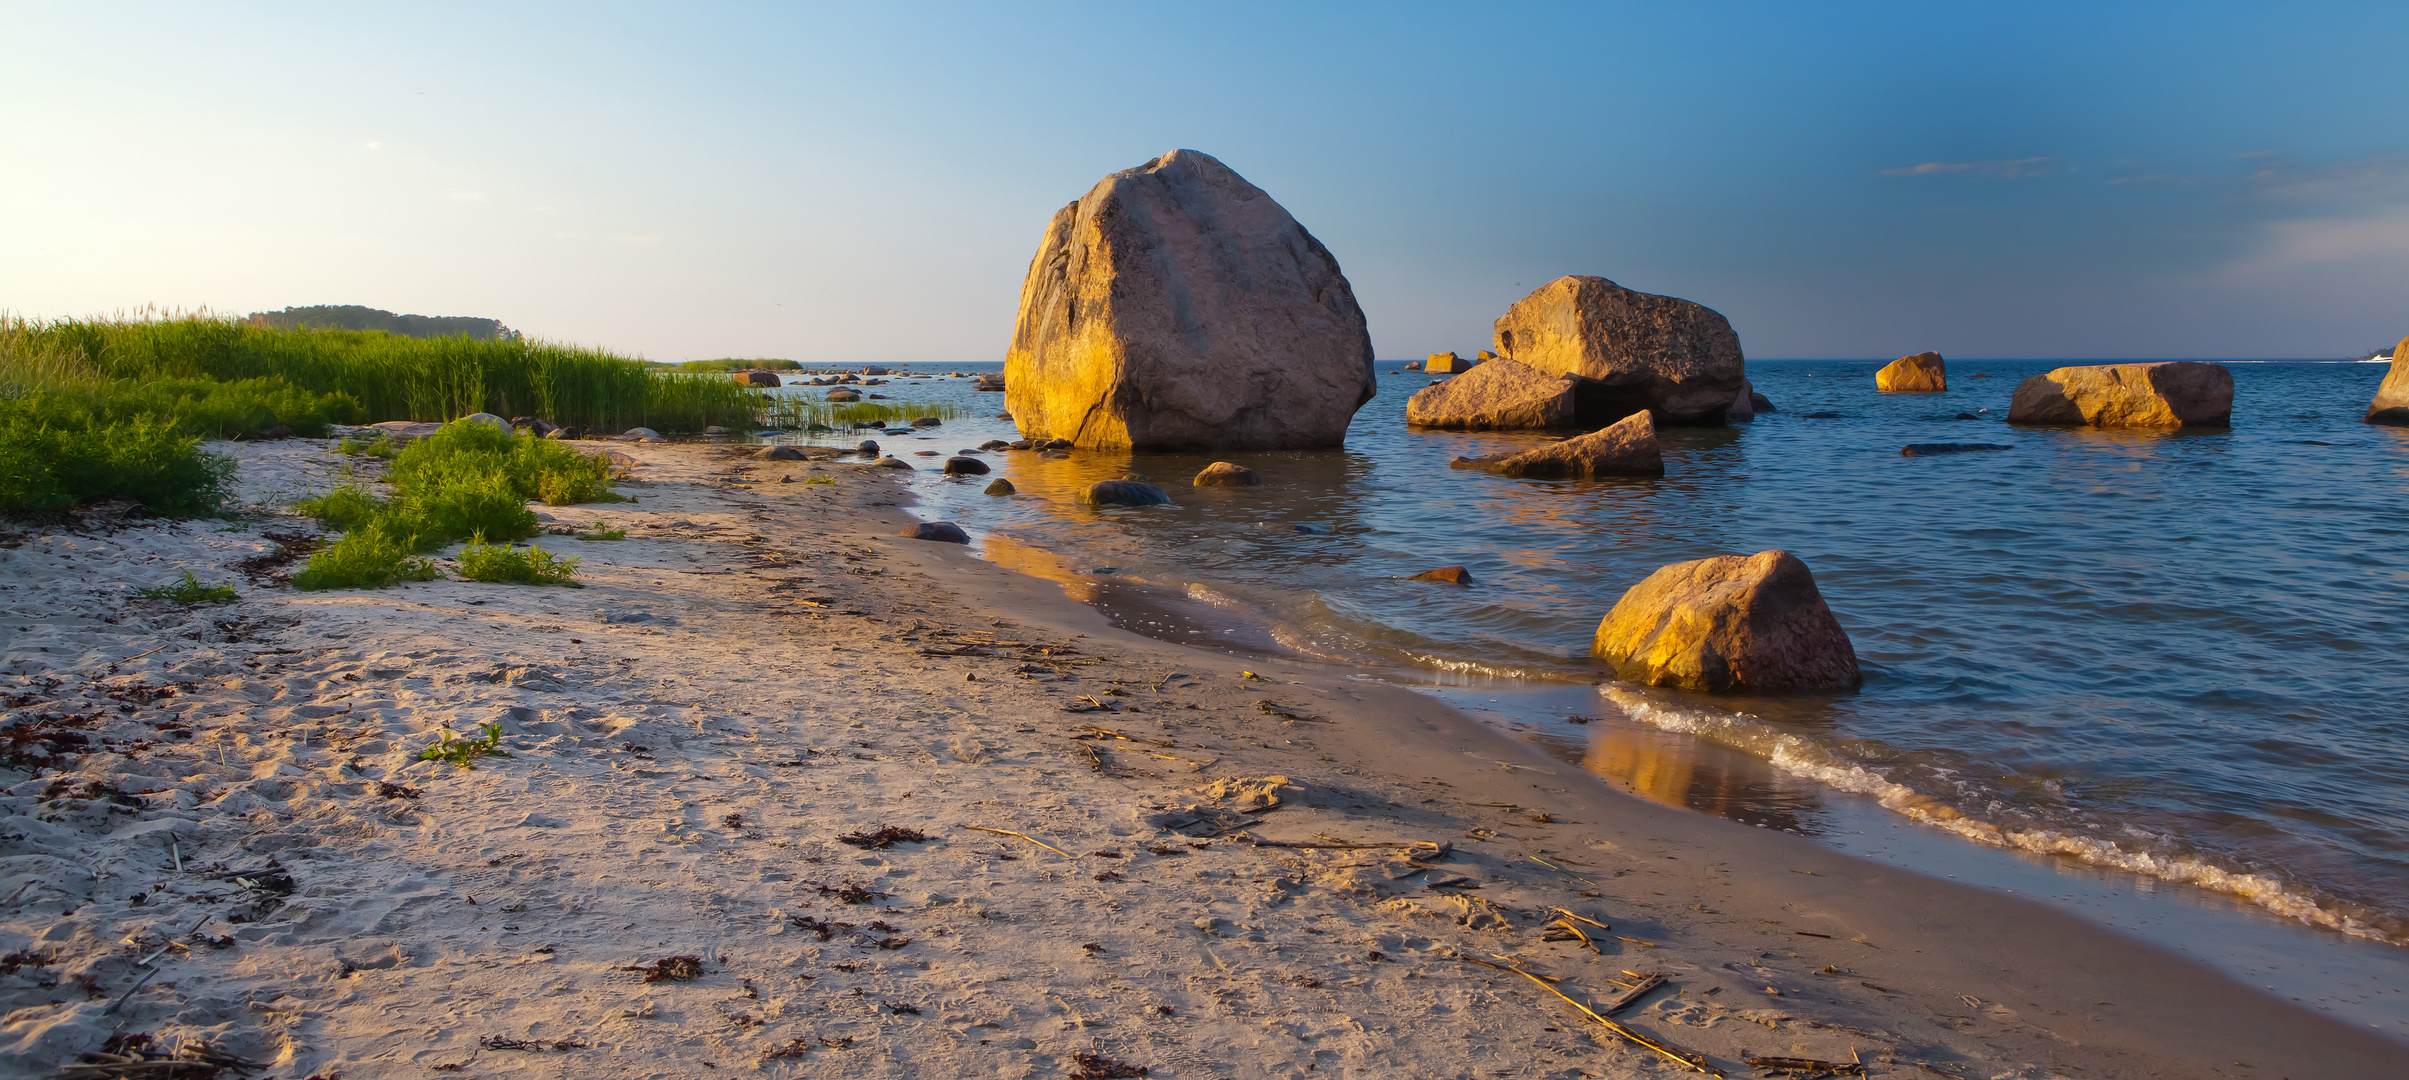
[
  {"left": 2365, "top": 336, "right": 2409, "bottom": 425},
  {"left": 1451, "top": 410, "right": 1663, "bottom": 479},
  {"left": 901, "top": 521, "right": 970, "bottom": 544},
  {"left": 1876, "top": 352, "right": 1947, "bottom": 393},
  {"left": 1727, "top": 378, "right": 1757, "bottom": 423},
  {"left": 2008, "top": 362, "right": 2233, "bottom": 427},
  {"left": 1490, "top": 276, "right": 1746, "bottom": 426},
  {"left": 1590, "top": 550, "right": 1860, "bottom": 693},
  {"left": 827, "top": 388, "right": 862, "bottom": 402},
  {"left": 872, "top": 456, "right": 913, "bottom": 470},
  {"left": 856, "top": 440, "right": 879, "bottom": 455},
  {"left": 732, "top": 370, "right": 781, "bottom": 387},
  {"left": 1192, "top": 461, "right": 1261, "bottom": 486},
  {"left": 983, "top": 478, "right": 1016, "bottom": 495},
  {"left": 1079, "top": 480, "right": 1171, "bottom": 506},
  {"left": 1404, "top": 357, "right": 1576, "bottom": 429},
  {"left": 1901, "top": 443, "right": 2011, "bottom": 456},
  {"left": 942, "top": 456, "right": 990, "bottom": 475},
  {"left": 1003, "top": 149, "right": 1376, "bottom": 450},
  {"left": 1407, "top": 566, "right": 1473, "bottom": 584},
  {"left": 1425, "top": 351, "right": 1473, "bottom": 374}
]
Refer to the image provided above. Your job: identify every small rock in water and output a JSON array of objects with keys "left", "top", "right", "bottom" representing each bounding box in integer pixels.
[
  {"left": 1043, "top": 438, "right": 1075, "bottom": 451},
  {"left": 901, "top": 521, "right": 970, "bottom": 544},
  {"left": 1800, "top": 411, "right": 1842, "bottom": 419},
  {"left": 1193, "top": 461, "right": 1261, "bottom": 487},
  {"left": 1900, "top": 443, "right": 2013, "bottom": 456},
  {"left": 1080, "top": 480, "right": 1171, "bottom": 506},
  {"left": 1952, "top": 412, "right": 1982, "bottom": 420},
  {"left": 984, "top": 478, "right": 1016, "bottom": 495},
  {"left": 857, "top": 440, "right": 880, "bottom": 454},
  {"left": 943, "top": 456, "right": 991, "bottom": 475},
  {"left": 873, "top": 456, "right": 914, "bottom": 469},
  {"left": 1008, "top": 440, "right": 1035, "bottom": 450},
  {"left": 914, "top": 450, "right": 942, "bottom": 456},
  {"left": 910, "top": 417, "right": 943, "bottom": 428},
  {"left": 1293, "top": 524, "right": 1329, "bottom": 534},
  {"left": 756, "top": 445, "right": 806, "bottom": 461},
  {"left": 704, "top": 425, "right": 732, "bottom": 434},
  {"left": 779, "top": 474, "right": 794, "bottom": 483},
  {"left": 1408, "top": 566, "right": 1473, "bottom": 584},
  {"left": 979, "top": 440, "right": 1012, "bottom": 451}
]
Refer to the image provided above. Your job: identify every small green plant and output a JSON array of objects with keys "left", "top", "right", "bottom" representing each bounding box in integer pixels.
[
  {"left": 575, "top": 525, "right": 627, "bottom": 540},
  {"left": 456, "top": 535, "right": 581, "bottom": 585},
  {"left": 416, "top": 722, "right": 509, "bottom": 768},
  {"left": 336, "top": 432, "right": 398, "bottom": 457},
  {"left": 800, "top": 474, "right": 835, "bottom": 486},
  {"left": 134, "top": 570, "right": 238, "bottom": 605},
  {"left": 293, "top": 484, "right": 385, "bottom": 532}
]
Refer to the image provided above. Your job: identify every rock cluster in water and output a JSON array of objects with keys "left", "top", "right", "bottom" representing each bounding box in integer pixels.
[
  {"left": 1490, "top": 276, "right": 1746, "bottom": 426},
  {"left": 1003, "top": 149, "right": 1376, "bottom": 451}
]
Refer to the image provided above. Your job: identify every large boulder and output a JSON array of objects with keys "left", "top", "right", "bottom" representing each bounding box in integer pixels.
[
  {"left": 1003, "top": 150, "right": 1376, "bottom": 451},
  {"left": 732, "top": 370, "right": 782, "bottom": 387},
  {"left": 1451, "top": 410, "right": 1663, "bottom": 479},
  {"left": 2007, "top": 362, "right": 2233, "bottom": 427},
  {"left": 1405, "top": 357, "right": 1576, "bottom": 429},
  {"left": 1490, "top": 276, "right": 1746, "bottom": 426},
  {"left": 1590, "top": 550, "right": 1859, "bottom": 693},
  {"left": 1875, "top": 352, "right": 1947, "bottom": 393},
  {"left": 2365, "top": 336, "right": 2409, "bottom": 425},
  {"left": 1426, "top": 352, "right": 1473, "bottom": 374}
]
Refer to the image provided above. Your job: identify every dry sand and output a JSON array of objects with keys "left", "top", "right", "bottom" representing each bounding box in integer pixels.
[{"left": 1, "top": 438, "right": 2399, "bottom": 1079}]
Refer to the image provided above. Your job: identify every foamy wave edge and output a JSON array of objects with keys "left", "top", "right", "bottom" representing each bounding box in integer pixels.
[{"left": 1604, "top": 688, "right": 2402, "bottom": 947}]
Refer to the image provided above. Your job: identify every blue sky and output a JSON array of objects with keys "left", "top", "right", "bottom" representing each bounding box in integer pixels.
[{"left": 5, "top": 1, "right": 2406, "bottom": 361}]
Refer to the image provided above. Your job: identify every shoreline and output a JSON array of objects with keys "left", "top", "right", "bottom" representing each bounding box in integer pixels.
[{"left": 2, "top": 439, "right": 2400, "bottom": 1077}]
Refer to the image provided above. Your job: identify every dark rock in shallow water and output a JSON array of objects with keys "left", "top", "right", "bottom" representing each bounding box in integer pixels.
[
  {"left": 1080, "top": 480, "right": 1171, "bottom": 506},
  {"left": 1750, "top": 391, "right": 1775, "bottom": 413},
  {"left": 943, "top": 456, "right": 990, "bottom": 475},
  {"left": 1952, "top": 412, "right": 1982, "bottom": 420},
  {"left": 984, "top": 478, "right": 1016, "bottom": 495},
  {"left": 1193, "top": 461, "right": 1261, "bottom": 486},
  {"left": 902, "top": 521, "right": 970, "bottom": 544},
  {"left": 1408, "top": 566, "right": 1474, "bottom": 584},
  {"left": 911, "top": 417, "right": 942, "bottom": 428},
  {"left": 857, "top": 440, "right": 880, "bottom": 454},
  {"left": 1800, "top": 411, "right": 1841, "bottom": 419},
  {"left": 979, "top": 440, "right": 1012, "bottom": 451},
  {"left": 1900, "top": 443, "right": 2012, "bottom": 456}
]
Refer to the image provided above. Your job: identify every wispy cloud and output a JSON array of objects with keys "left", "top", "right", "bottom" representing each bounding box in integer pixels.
[
  {"left": 1881, "top": 156, "right": 2052, "bottom": 180},
  {"left": 2242, "top": 154, "right": 2409, "bottom": 204}
]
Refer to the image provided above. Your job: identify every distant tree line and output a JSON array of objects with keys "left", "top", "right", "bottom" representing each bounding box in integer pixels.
[{"left": 244, "top": 305, "right": 521, "bottom": 342}]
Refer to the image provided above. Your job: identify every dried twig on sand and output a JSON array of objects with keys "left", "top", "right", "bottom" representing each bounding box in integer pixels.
[
  {"left": 1075, "top": 725, "right": 1175, "bottom": 748},
  {"left": 1483, "top": 955, "right": 1723, "bottom": 1076},
  {"left": 962, "top": 826, "right": 1070, "bottom": 858},
  {"left": 1746, "top": 1055, "right": 1866, "bottom": 1077},
  {"left": 1601, "top": 971, "right": 1668, "bottom": 1014}
]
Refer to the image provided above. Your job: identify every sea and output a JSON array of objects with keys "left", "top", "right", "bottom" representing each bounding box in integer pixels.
[{"left": 755, "top": 357, "right": 2409, "bottom": 1037}]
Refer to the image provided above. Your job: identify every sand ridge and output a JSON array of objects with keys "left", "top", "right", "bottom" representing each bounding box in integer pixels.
[{"left": 0, "top": 439, "right": 2396, "bottom": 1079}]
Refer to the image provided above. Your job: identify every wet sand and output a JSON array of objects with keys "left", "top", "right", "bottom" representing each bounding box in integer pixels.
[{"left": 1, "top": 439, "right": 2399, "bottom": 1078}]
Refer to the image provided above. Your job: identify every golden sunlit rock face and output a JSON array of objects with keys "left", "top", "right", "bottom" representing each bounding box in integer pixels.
[
  {"left": 1003, "top": 149, "right": 1376, "bottom": 451},
  {"left": 1875, "top": 351, "right": 1947, "bottom": 392},
  {"left": 2007, "top": 361, "right": 2233, "bottom": 427},
  {"left": 2366, "top": 335, "right": 2409, "bottom": 426},
  {"left": 1591, "top": 550, "right": 1860, "bottom": 692},
  {"left": 1490, "top": 275, "right": 1746, "bottom": 426}
]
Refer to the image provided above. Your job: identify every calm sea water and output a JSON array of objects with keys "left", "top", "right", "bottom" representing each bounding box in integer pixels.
[{"left": 773, "top": 358, "right": 2409, "bottom": 951}]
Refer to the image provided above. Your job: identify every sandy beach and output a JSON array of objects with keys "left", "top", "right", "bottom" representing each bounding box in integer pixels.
[{"left": 3, "top": 438, "right": 2400, "bottom": 1080}]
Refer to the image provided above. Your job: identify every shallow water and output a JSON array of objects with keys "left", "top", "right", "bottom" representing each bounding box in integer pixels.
[{"left": 769, "top": 359, "right": 2409, "bottom": 962}]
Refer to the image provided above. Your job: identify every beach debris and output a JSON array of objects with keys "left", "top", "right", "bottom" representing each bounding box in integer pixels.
[
  {"left": 1198, "top": 774, "right": 1301, "bottom": 811},
  {"left": 1254, "top": 700, "right": 1322, "bottom": 722},
  {"left": 1744, "top": 1056, "right": 1865, "bottom": 1077},
  {"left": 56, "top": 1033, "right": 267, "bottom": 1079},
  {"left": 838, "top": 825, "right": 930, "bottom": 849},
  {"left": 1075, "top": 725, "right": 1175, "bottom": 747},
  {"left": 963, "top": 825, "right": 1071, "bottom": 857},
  {"left": 623, "top": 955, "right": 706, "bottom": 983},
  {"left": 1601, "top": 970, "right": 1669, "bottom": 1014},
  {"left": 1147, "top": 805, "right": 1251, "bottom": 837},
  {"left": 1068, "top": 1051, "right": 1152, "bottom": 1079},
  {"left": 481, "top": 1034, "right": 591, "bottom": 1052},
  {"left": 1471, "top": 954, "right": 1722, "bottom": 1076}
]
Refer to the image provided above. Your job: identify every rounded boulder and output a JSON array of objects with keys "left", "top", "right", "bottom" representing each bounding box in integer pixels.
[
  {"left": 1079, "top": 480, "right": 1171, "bottom": 506},
  {"left": 901, "top": 521, "right": 970, "bottom": 544},
  {"left": 1590, "top": 550, "right": 1859, "bottom": 693},
  {"left": 943, "top": 456, "right": 990, "bottom": 475}
]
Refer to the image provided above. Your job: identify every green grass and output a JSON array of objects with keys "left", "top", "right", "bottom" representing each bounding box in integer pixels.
[
  {"left": 134, "top": 571, "right": 239, "bottom": 605},
  {"left": 293, "top": 419, "right": 619, "bottom": 589},
  {"left": 4, "top": 312, "right": 764, "bottom": 433},
  {"left": 456, "top": 536, "right": 581, "bottom": 585},
  {"left": 417, "top": 722, "right": 510, "bottom": 768},
  {"left": 0, "top": 403, "right": 237, "bottom": 516},
  {"left": 666, "top": 358, "right": 803, "bottom": 372}
]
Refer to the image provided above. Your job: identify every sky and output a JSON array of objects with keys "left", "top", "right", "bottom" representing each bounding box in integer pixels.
[{"left": 4, "top": 1, "right": 2407, "bottom": 362}]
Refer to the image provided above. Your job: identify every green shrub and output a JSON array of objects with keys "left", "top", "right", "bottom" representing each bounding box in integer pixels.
[
  {"left": 134, "top": 570, "right": 238, "bottom": 604},
  {"left": 291, "top": 532, "right": 442, "bottom": 590},
  {"left": 336, "top": 432, "right": 398, "bottom": 457},
  {"left": 455, "top": 536, "right": 580, "bottom": 585},
  {"left": 0, "top": 400, "right": 235, "bottom": 516},
  {"left": 574, "top": 525, "right": 627, "bottom": 541},
  {"left": 293, "top": 484, "right": 384, "bottom": 532}
]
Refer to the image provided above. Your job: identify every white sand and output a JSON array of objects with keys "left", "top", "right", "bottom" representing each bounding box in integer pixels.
[{"left": 0, "top": 439, "right": 2397, "bottom": 1079}]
